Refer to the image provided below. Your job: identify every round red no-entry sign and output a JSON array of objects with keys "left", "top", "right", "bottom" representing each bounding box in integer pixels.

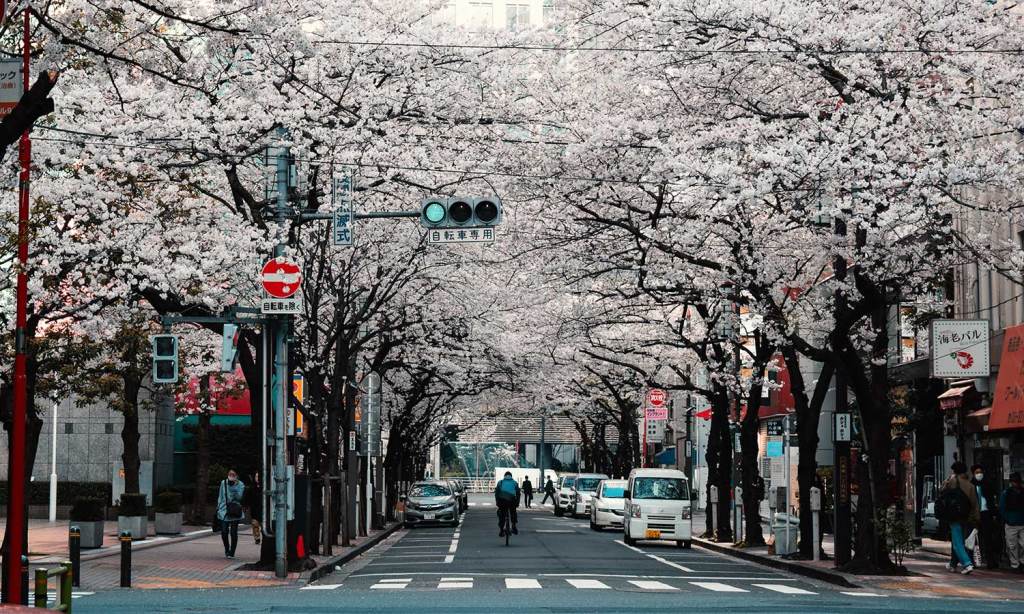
[
  {"left": 647, "top": 388, "right": 667, "bottom": 408},
  {"left": 261, "top": 258, "right": 302, "bottom": 298}
]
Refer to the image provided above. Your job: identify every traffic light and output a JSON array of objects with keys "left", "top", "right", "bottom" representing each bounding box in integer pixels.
[
  {"left": 152, "top": 334, "right": 179, "bottom": 384},
  {"left": 220, "top": 323, "right": 240, "bottom": 373},
  {"left": 420, "top": 197, "right": 502, "bottom": 228}
]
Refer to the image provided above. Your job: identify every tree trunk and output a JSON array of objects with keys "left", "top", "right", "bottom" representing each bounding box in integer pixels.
[
  {"left": 121, "top": 376, "right": 142, "bottom": 494},
  {"left": 739, "top": 340, "right": 773, "bottom": 547},
  {"left": 705, "top": 388, "right": 733, "bottom": 541}
]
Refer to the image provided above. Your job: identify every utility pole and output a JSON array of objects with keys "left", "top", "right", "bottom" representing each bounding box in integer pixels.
[
  {"left": 271, "top": 134, "right": 291, "bottom": 579},
  {"left": 538, "top": 414, "right": 545, "bottom": 483},
  {"left": 833, "top": 210, "right": 852, "bottom": 567},
  {"left": 4, "top": 7, "right": 32, "bottom": 604}
]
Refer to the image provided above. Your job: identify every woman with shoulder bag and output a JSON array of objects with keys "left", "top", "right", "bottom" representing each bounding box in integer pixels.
[
  {"left": 217, "top": 469, "right": 246, "bottom": 558},
  {"left": 939, "top": 461, "right": 979, "bottom": 574}
]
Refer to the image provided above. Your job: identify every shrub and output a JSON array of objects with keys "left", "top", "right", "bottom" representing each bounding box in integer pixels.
[
  {"left": 69, "top": 497, "right": 105, "bottom": 522},
  {"left": 118, "top": 493, "right": 148, "bottom": 517},
  {"left": 154, "top": 491, "right": 182, "bottom": 514},
  {"left": 0, "top": 481, "right": 111, "bottom": 506}
]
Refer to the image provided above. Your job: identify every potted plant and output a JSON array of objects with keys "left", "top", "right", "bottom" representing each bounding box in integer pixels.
[
  {"left": 154, "top": 491, "right": 183, "bottom": 535},
  {"left": 69, "top": 497, "right": 105, "bottom": 548},
  {"left": 117, "top": 493, "right": 149, "bottom": 540}
]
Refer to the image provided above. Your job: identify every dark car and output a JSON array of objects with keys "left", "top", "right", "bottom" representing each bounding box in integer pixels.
[
  {"left": 447, "top": 479, "right": 469, "bottom": 512},
  {"left": 403, "top": 481, "right": 461, "bottom": 528}
]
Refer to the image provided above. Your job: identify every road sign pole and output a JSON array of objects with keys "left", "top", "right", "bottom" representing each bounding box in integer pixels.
[{"left": 272, "top": 133, "right": 290, "bottom": 579}]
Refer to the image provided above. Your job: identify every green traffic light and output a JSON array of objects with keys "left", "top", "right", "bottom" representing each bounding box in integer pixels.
[{"left": 424, "top": 201, "right": 446, "bottom": 224}]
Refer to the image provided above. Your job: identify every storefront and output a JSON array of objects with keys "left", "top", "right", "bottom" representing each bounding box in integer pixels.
[{"left": 985, "top": 323, "right": 1024, "bottom": 484}]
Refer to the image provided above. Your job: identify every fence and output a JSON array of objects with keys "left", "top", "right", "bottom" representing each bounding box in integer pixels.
[{"left": 33, "top": 561, "right": 73, "bottom": 612}]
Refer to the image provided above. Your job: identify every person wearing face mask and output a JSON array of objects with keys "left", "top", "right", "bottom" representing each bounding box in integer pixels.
[
  {"left": 217, "top": 469, "right": 246, "bottom": 558},
  {"left": 970, "top": 464, "right": 1000, "bottom": 569}
]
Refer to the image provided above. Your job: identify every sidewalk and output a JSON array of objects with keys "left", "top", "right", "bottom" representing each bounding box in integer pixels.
[
  {"left": 5, "top": 518, "right": 398, "bottom": 590},
  {"left": 692, "top": 511, "right": 1024, "bottom": 601}
]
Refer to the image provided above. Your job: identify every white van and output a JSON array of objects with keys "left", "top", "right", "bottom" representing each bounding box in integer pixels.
[{"left": 623, "top": 468, "right": 692, "bottom": 548}]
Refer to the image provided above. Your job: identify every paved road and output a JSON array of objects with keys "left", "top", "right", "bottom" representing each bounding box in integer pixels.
[{"left": 68, "top": 497, "right": 1024, "bottom": 612}]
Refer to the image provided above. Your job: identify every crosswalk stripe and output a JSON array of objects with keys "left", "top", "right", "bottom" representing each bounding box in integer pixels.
[
  {"left": 841, "top": 592, "right": 885, "bottom": 597},
  {"left": 301, "top": 583, "right": 343, "bottom": 590},
  {"left": 371, "top": 584, "right": 407, "bottom": 589},
  {"left": 753, "top": 584, "right": 816, "bottom": 595},
  {"left": 441, "top": 577, "right": 473, "bottom": 581},
  {"left": 690, "top": 582, "right": 748, "bottom": 593},
  {"left": 628, "top": 580, "right": 678, "bottom": 591},
  {"left": 377, "top": 578, "right": 412, "bottom": 583},
  {"left": 566, "top": 579, "right": 610, "bottom": 589},
  {"left": 438, "top": 581, "right": 474, "bottom": 589},
  {"left": 505, "top": 578, "right": 542, "bottom": 589}
]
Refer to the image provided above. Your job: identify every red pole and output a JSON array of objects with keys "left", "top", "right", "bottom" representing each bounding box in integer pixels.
[
  {"left": 4, "top": 7, "right": 30, "bottom": 605},
  {"left": 641, "top": 408, "right": 647, "bottom": 469}
]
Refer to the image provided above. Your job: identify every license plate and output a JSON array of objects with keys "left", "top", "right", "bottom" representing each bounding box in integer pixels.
[
  {"left": 424, "top": 513, "right": 435, "bottom": 520},
  {"left": 645, "top": 529, "right": 661, "bottom": 539}
]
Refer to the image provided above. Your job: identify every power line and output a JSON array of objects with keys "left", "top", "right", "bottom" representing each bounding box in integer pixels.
[{"left": 313, "top": 39, "right": 1024, "bottom": 56}]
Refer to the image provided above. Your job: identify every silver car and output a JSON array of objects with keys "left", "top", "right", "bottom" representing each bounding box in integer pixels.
[{"left": 403, "top": 481, "right": 461, "bottom": 528}]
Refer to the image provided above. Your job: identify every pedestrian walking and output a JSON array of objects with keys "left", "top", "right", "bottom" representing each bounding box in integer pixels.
[
  {"left": 939, "top": 461, "right": 979, "bottom": 575},
  {"left": 1000, "top": 472, "right": 1024, "bottom": 573},
  {"left": 217, "top": 469, "right": 246, "bottom": 558},
  {"left": 244, "top": 472, "right": 263, "bottom": 546},
  {"left": 970, "top": 464, "right": 1000, "bottom": 568},
  {"left": 522, "top": 477, "right": 534, "bottom": 508},
  {"left": 541, "top": 477, "right": 556, "bottom": 506}
]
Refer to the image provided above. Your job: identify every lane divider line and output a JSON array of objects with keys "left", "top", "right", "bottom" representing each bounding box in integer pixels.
[{"left": 614, "top": 539, "right": 694, "bottom": 572}]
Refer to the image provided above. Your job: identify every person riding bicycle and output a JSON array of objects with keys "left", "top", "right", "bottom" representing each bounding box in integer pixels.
[{"left": 494, "top": 471, "right": 521, "bottom": 537}]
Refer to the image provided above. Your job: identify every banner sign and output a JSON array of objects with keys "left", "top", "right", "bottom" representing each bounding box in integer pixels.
[{"left": 930, "top": 319, "right": 989, "bottom": 378}]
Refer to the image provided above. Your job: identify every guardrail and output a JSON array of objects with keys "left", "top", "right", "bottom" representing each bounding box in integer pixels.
[{"left": 33, "top": 561, "right": 73, "bottom": 612}]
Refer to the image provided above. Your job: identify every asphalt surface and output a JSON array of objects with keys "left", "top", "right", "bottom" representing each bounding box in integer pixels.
[{"left": 68, "top": 495, "right": 1024, "bottom": 613}]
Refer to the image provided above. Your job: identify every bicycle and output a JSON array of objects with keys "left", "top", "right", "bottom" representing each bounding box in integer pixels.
[{"left": 500, "top": 507, "right": 512, "bottom": 546}]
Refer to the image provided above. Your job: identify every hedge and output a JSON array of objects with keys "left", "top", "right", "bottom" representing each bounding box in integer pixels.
[{"left": 0, "top": 481, "right": 111, "bottom": 506}]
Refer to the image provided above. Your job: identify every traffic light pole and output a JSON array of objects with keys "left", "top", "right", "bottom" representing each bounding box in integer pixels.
[{"left": 271, "top": 136, "right": 291, "bottom": 579}]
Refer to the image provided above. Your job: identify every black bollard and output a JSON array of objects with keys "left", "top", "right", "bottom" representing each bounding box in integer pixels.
[
  {"left": 69, "top": 525, "right": 81, "bottom": 587},
  {"left": 20, "top": 554, "right": 29, "bottom": 605},
  {"left": 119, "top": 531, "right": 132, "bottom": 588}
]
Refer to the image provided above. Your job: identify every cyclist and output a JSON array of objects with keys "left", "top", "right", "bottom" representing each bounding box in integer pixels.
[{"left": 494, "top": 471, "right": 521, "bottom": 537}]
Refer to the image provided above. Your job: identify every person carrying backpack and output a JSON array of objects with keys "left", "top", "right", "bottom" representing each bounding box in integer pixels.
[
  {"left": 1000, "top": 472, "right": 1024, "bottom": 573},
  {"left": 494, "top": 471, "right": 521, "bottom": 537},
  {"left": 939, "top": 461, "right": 979, "bottom": 574},
  {"left": 217, "top": 469, "right": 246, "bottom": 558}
]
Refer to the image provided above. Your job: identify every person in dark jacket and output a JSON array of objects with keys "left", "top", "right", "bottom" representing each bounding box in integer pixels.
[
  {"left": 970, "top": 464, "right": 1000, "bottom": 568},
  {"left": 244, "top": 472, "right": 263, "bottom": 545},
  {"left": 943, "top": 461, "right": 979, "bottom": 574},
  {"left": 541, "top": 477, "right": 557, "bottom": 505},
  {"left": 1001, "top": 472, "right": 1024, "bottom": 573},
  {"left": 217, "top": 469, "right": 245, "bottom": 558},
  {"left": 494, "top": 471, "right": 521, "bottom": 536},
  {"left": 522, "top": 477, "right": 534, "bottom": 508}
]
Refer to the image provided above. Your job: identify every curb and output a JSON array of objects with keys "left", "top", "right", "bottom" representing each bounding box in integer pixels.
[
  {"left": 78, "top": 527, "right": 215, "bottom": 562},
  {"left": 693, "top": 537, "right": 860, "bottom": 588},
  {"left": 304, "top": 523, "right": 402, "bottom": 584}
]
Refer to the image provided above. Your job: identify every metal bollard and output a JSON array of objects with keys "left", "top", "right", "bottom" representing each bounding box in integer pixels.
[
  {"left": 119, "top": 531, "right": 132, "bottom": 588},
  {"left": 734, "top": 486, "right": 744, "bottom": 544},
  {"left": 60, "top": 561, "right": 73, "bottom": 609},
  {"left": 21, "top": 554, "right": 29, "bottom": 604},
  {"left": 709, "top": 486, "right": 719, "bottom": 540},
  {"left": 34, "top": 567, "right": 48, "bottom": 608},
  {"left": 810, "top": 486, "right": 822, "bottom": 562},
  {"left": 69, "top": 525, "right": 81, "bottom": 587}
]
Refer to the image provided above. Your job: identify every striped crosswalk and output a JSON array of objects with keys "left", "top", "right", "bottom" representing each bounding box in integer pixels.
[{"left": 312, "top": 575, "right": 853, "bottom": 595}]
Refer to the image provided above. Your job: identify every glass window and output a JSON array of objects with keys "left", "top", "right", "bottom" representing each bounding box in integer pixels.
[
  {"left": 468, "top": 1, "right": 493, "bottom": 29},
  {"left": 576, "top": 477, "right": 602, "bottom": 491},
  {"left": 632, "top": 477, "right": 689, "bottom": 500},
  {"left": 560, "top": 476, "right": 576, "bottom": 488},
  {"left": 410, "top": 483, "right": 451, "bottom": 497},
  {"left": 506, "top": 3, "right": 530, "bottom": 30},
  {"left": 601, "top": 485, "right": 626, "bottom": 498}
]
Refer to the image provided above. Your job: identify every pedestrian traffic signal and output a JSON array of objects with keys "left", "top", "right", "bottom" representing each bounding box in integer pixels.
[
  {"left": 420, "top": 197, "right": 502, "bottom": 228},
  {"left": 152, "top": 334, "right": 179, "bottom": 384},
  {"left": 220, "top": 324, "right": 240, "bottom": 373}
]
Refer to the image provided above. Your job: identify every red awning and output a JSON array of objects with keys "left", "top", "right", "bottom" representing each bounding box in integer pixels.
[
  {"left": 937, "top": 386, "right": 971, "bottom": 411},
  {"left": 990, "top": 324, "right": 1024, "bottom": 430}
]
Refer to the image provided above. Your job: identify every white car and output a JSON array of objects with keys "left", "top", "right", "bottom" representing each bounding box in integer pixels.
[
  {"left": 570, "top": 473, "right": 610, "bottom": 518},
  {"left": 590, "top": 479, "right": 627, "bottom": 531},
  {"left": 622, "top": 468, "right": 692, "bottom": 548},
  {"left": 554, "top": 474, "right": 577, "bottom": 517}
]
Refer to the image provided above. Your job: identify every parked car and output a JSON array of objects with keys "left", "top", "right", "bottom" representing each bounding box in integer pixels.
[
  {"left": 590, "top": 479, "right": 627, "bottom": 531},
  {"left": 622, "top": 468, "right": 692, "bottom": 548},
  {"left": 403, "top": 481, "right": 460, "bottom": 528},
  {"left": 570, "top": 473, "right": 610, "bottom": 518},
  {"left": 554, "top": 474, "right": 577, "bottom": 517},
  {"left": 447, "top": 479, "right": 469, "bottom": 512}
]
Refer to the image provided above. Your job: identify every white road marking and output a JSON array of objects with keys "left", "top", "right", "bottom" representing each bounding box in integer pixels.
[
  {"left": 841, "top": 592, "right": 885, "bottom": 597},
  {"left": 444, "top": 554, "right": 455, "bottom": 563},
  {"left": 449, "top": 540, "right": 459, "bottom": 553},
  {"left": 370, "top": 578, "right": 412, "bottom": 590},
  {"left": 753, "top": 584, "right": 816, "bottom": 595},
  {"left": 441, "top": 577, "right": 473, "bottom": 581},
  {"left": 536, "top": 529, "right": 574, "bottom": 533},
  {"left": 301, "top": 583, "right": 343, "bottom": 590},
  {"left": 566, "top": 579, "right": 611, "bottom": 589},
  {"left": 438, "top": 581, "right": 473, "bottom": 589},
  {"left": 614, "top": 541, "right": 695, "bottom": 573},
  {"left": 690, "top": 582, "right": 748, "bottom": 593},
  {"left": 628, "top": 580, "right": 678, "bottom": 591},
  {"left": 377, "top": 578, "right": 413, "bottom": 583},
  {"left": 505, "top": 578, "right": 542, "bottom": 589}
]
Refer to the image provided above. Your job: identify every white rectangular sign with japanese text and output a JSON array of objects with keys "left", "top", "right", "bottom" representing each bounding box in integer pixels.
[{"left": 930, "top": 319, "right": 989, "bottom": 378}]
